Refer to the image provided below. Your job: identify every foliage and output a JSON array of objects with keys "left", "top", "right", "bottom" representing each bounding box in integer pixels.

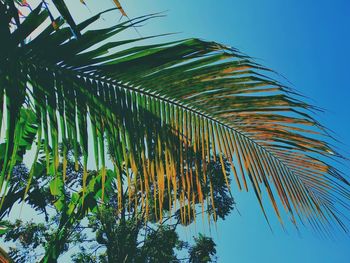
[
  {"left": 1, "top": 152, "right": 231, "bottom": 262},
  {"left": 189, "top": 234, "right": 217, "bottom": 263},
  {"left": 3, "top": 219, "right": 49, "bottom": 262}
]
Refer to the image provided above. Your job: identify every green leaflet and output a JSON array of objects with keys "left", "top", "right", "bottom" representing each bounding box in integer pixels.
[
  {"left": 49, "top": 173, "right": 65, "bottom": 211},
  {"left": 51, "top": 0, "right": 80, "bottom": 37},
  {"left": 0, "top": 224, "right": 8, "bottom": 235}
]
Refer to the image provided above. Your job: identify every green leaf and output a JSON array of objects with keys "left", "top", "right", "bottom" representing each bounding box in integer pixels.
[
  {"left": 0, "top": 225, "right": 8, "bottom": 235},
  {"left": 51, "top": 0, "right": 80, "bottom": 37},
  {"left": 50, "top": 176, "right": 64, "bottom": 197}
]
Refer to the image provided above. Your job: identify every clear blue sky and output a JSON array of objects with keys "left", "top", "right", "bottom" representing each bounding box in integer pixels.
[{"left": 25, "top": 0, "right": 350, "bottom": 262}]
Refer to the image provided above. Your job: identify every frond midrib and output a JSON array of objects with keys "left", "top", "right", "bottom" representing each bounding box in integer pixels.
[{"left": 27, "top": 57, "right": 320, "bottom": 199}]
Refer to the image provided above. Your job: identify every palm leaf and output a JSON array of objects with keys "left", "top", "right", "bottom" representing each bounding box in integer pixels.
[{"left": 0, "top": 2, "right": 349, "bottom": 233}]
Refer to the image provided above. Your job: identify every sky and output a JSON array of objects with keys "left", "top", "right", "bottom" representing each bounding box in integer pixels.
[{"left": 6, "top": 0, "right": 350, "bottom": 262}]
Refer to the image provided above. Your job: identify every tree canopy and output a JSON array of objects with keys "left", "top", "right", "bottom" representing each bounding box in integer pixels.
[{"left": 1, "top": 149, "right": 230, "bottom": 262}]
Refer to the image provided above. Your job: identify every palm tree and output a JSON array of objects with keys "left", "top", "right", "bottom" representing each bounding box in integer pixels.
[{"left": 0, "top": 0, "right": 349, "bottom": 239}]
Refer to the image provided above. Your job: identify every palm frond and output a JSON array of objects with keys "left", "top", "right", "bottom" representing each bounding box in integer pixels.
[{"left": 0, "top": 2, "right": 349, "bottom": 233}]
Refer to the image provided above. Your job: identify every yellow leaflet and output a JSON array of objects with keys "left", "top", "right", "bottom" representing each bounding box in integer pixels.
[
  {"left": 170, "top": 156, "right": 177, "bottom": 212},
  {"left": 130, "top": 154, "right": 138, "bottom": 210},
  {"left": 209, "top": 179, "right": 217, "bottom": 222},
  {"left": 157, "top": 156, "right": 165, "bottom": 222},
  {"left": 151, "top": 160, "right": 158, "bottom": 221},
  {"left": 157, "top": 136, "right": 165, "bottom": 216},
  {"left": 112, "top": 0, "right": 127, "bottom": 16},
  {"left": 82, "top": 167, "right": 88, "bottom": 205},
  {"left": 225, "top": 129, "right": 242, "bottom": 190},
  {"left": 187, "top": 193, "right": 191, "bottom": 224},
  {"left": 62, "top": 153, "right": 67, "bottom": 182},
  {"left": 192, "top": 193, "right": 196, "bottom": 226},
  {"left": 75, "top": 160, "right": 79, "bottom": 171},
  {"left": 205, "top": 119, "right": 211, "bottom": 164},
  {"left": 200, "top": 117, "right": 207, "bottom": 184},
  {"left": 186, "top": 169, "right": 191, "bottom": 215},
  {"left": 220, "top": 126, "right": 241, "bottom": 190},
  {"left": 180, "top": 192, "right": 184, "bottom": 225},
  {"left": 115, "top": 164, "right": 122, "bottom": 214},
  {"left": 209, "top": 121, "right": 217, "bottom": 162},
  {"left": 231, "top": 133, "right": 248, "bottom": 191},
  {"left": 189, "top": 163, "right": 194, "bottom": 192},
  {"left": 240, "top": 138, "right": 262, "bottom": 195},
  {"left": 165, "top": 149, "right": 172, "bottom": 215},
  {"left": 213, "top": 124, "right": 231, "bottom": 191},
  {"left": 141, "top": 153, "right": 150, "bottom": 221},
  {"left": 197, "top": 178, "right": 204, "bottom": 210},
  {"left": 126, "top": 167, "right": 132, "bottom": 212},
  {"left": 193, "top": 117, "right": 197, "bottom": 154},
  {"left": 140, "top": 173, "right": 144, "bottom": 217}
]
